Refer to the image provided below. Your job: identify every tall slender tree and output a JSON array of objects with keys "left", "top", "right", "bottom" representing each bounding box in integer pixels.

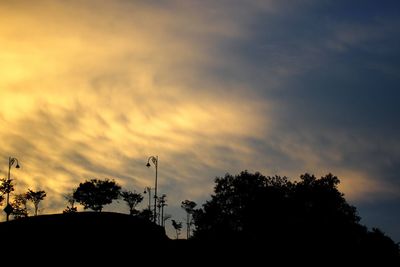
[
  {"left": 181, "top": 200, "right": 197, "bottom": 239},
  {"left": 157, "top": 194, "right": 167, "bottom": 226}
]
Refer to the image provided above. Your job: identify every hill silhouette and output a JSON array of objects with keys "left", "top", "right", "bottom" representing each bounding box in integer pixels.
[
  {"left": 0, "top": 212, "right": 168, "bottom": 253},
  {"left": 0, "top": 209, "right": 398, "bottom": 265}
]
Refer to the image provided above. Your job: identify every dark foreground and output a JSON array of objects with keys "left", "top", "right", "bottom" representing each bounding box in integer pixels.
[{"left": 0, "top": 212, "right": 398, "bottom": 265}]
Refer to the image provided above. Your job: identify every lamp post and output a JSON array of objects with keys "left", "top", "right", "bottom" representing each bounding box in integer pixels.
[
  {"left": 146, "top": 155, "right": 158, "bottom": 224},
  {"left": 5, "top": 157, "right": 20, "bottom": 221}
]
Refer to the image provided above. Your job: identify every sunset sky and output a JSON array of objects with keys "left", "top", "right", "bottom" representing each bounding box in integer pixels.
[{"left": 1, "top": 0, "right": 399, "bottom": 240}]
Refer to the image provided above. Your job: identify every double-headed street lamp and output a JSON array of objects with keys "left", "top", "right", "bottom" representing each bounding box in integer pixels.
[
  {"left": 146, "top": 156, "right": 158, "bottom": 224},
  {"left": 4, "top": 157, "right": 20, "bottom": 221}
]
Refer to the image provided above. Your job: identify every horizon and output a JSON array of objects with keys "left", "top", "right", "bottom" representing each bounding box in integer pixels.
[{"left": 0, "top": 0, "right": 399, "bottom": 242}]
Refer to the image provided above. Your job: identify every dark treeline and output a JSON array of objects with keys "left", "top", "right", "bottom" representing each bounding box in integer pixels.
[
  {"left": 0, "top": 170, "right": 398, "bottom": 265},
  {"left": 186, "top": 171, "right": 399, "bottom": 264}
]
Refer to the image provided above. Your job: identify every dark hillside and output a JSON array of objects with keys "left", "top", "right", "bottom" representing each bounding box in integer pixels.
[
  {"left": 0, "top": 212, "right": 168, "bottom": 252},
  {"left": 0, "top": 211, "right": 398, "bottom": 265}
]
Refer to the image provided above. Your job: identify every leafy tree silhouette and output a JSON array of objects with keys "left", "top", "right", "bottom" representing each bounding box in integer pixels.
[
  {"left": 11, "top": 193, "right": 28, "bottom": 219},
  {"left": 63, "top": 206, "right": 77, "bottom": 214},
  {"left": 120, "top": 190, "right": 143, "bottom": 215},
  {"left": 364, "top": 228, "right": 400, "bottom": 258},
  {"left": 26, "top": 189, "right": 46, "bottom": 216},
  {"left": 73, "top": 178, "right": 121, "bottom": 212},
  {"left": 63, "top": 191, "right": 77, "bottom": 213},
  {"left": 181, "top": 200, "right": 196, "bottom": 239},
  {"left": 192, "top": 171, "right": 400, "bottom": 262},
  {"left": 0, "top": 177, "right": 14, "bottom": 198},
  {"left": 193, "top": 171, "right": 288, "bottom": 241},
  {"left": 290, "top": 173, "right": 362, "bottom": 247}
]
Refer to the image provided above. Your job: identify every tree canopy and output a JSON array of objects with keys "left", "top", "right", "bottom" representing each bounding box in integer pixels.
[
  {"left": 120, "top": 190, "right": 143, "bottom": 215},
  {"left": 73, "top": 179, "right": 121, "bottom": 212},
  {"left": 0, "top": 177, "right": 14, "bottom": 196},
  {"left": 11, "top": 193, "right": 28, "bottom": 219},
  {"left": 26, "top": 189, "right": 47, "bottom": 216},
  {"left": 192, "top": 171, "right": 399, "bottom": 261}
]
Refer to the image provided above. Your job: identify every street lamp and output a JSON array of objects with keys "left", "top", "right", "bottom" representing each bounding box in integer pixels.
[
  {"left": 4, "top": 157, "right": 20, "bottom": 221},
  {"left": 146, "top": 155, "right": 158, "bottom": 224}
]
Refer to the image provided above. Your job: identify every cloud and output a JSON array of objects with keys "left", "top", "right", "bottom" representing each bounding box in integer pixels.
[{"left": 0, "top": 0, "right": 272, "bottom": 215}]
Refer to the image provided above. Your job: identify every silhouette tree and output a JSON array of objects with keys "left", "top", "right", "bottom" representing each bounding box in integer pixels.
[
  {"left": 63, "top": 191, "right": 77, "bottom": 213},
  {"left": 11, "top": 193, "right": 28, "bottom": 219},
  {"left": 363, "top": 227, "right": 400, "bottom": 260},
  {"left": 171, "top": 219, "right": 182, "bottom": 240},
  {"left": 73, "top": 179, "right": 121, "bottom": 212},
  {"left": 192, "top": 170, "right": 400, "bottom": 262},
  {"left": 157, "top": 194, "right": 167, "bottom": 226},
  {"left": 290, "top": 173, "right": 361, "bottom": 244},
  {"left": 181, "top": 200, "right": 196, "bottom": 239},
  {"left": 26, "top": 189, "right": 46, "bottom": 216},
  {"left": 193, "top": 171, "right": 288, "bottom": 241},
  {"left": 120, "top": 190, "right": 143, "bottom": 215},
  {"left": 0, "top": 177, "right": 14, "bottom": 198},
  {"left": 0, "top": 178, "right": 16, "bottom": 219}
]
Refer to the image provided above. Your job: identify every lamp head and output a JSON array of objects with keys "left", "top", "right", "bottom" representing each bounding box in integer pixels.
[
  {"left": 16, "top": 164, "right": 20, "bottom": 169},
  {"left": 146, "top": 162, "right": 151, "bottom": 168}
]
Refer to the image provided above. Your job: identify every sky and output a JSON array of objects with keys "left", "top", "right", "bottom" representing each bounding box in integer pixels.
[{"left": 0, "top": 0, "right": 399, "bottom": 240}]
